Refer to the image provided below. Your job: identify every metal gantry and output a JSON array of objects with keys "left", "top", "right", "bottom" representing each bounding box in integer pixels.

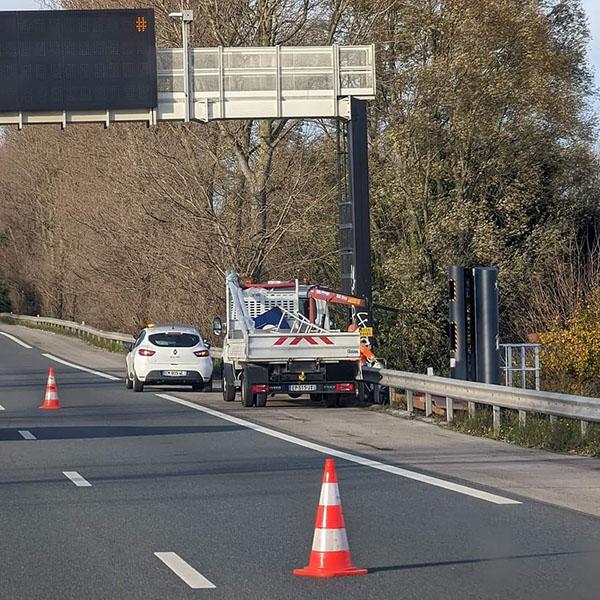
[{"left": 0, "top": 45, "right": 376, "bottom": 128}]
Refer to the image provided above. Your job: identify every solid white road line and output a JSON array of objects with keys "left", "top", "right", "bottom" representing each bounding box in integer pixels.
[
  {"left": 63, "top": 471, "right": 92, "bottom": 487},
  {"left": 156, "top": 393, "right": 522, "bottom": 506},
  {"left": 41, "top": 353, "right": 120, "bottom": 381},
  {"left": 0, "top": 332, "right": 32, "bottom": 349},
  {"left": 18, "top": 430, "right": 36, "bottom": 440},
  {"left": 154, "top": 552, "right": 216, "bottom": 589}
]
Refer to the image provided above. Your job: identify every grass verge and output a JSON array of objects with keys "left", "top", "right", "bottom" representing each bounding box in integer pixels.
[{"left": 451, "top": 408, "right": 600, "bottom": 456}]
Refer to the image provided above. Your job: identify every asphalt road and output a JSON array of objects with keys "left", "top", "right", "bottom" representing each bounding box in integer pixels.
[{"left": 2, "top": 334, "right": 600, "bottom": 599}]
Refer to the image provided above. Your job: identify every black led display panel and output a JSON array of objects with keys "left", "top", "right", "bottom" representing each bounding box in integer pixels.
[{"left": 0, "top": 9, "right": 157, "bottom": 113}]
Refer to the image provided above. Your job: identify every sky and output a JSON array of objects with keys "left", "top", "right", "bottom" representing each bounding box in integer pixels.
[{"left": 1, "top": 0, "right": 600, "bottom": 108}]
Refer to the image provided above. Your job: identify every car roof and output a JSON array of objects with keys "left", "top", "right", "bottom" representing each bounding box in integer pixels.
[{"left": 145, "top": 323, "right": 199, "bottom": 334}]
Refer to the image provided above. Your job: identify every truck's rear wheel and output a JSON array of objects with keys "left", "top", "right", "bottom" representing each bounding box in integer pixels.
[
  {"left": 240, "top": 373, "right": 255, "bottom": 407},
  {"left": 323, "top": 395, "right": 337, "bottom": 408},
  {"left": 255, "top": 392, "right": 267, "bottom": 407},
  {"left": 222, "top": 363, "right": 236, "bottom": 402}
]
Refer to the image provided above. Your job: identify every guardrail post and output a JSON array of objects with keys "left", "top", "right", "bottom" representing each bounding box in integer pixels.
[
  {"left": 581, "top": 420, "right": 588, "bottom": 438},
  {"left": 425, "top": 393, "right": 432, "bottom": 417},
  {"left": 549, "top": 415, "right": 557, "bottom": 426},
  {"left": 493, "top": 405, "right": 501, "bottom": 431},
  {"left": 446, "top": 397, "right": 454, "bottom": 422},
  {"left": 406, "top": 389, "right": 414, "bottom": 414},
  {"left": 468, "top": 401, "right": 476, "bottom": 417},
  {"left": 425, "top": 367, "right": 433, "bottom": 417},
  {"left": 518, "top": 410, "right": 526, "bottom": 426}
]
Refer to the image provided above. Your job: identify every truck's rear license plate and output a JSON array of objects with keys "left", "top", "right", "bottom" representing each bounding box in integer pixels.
[
  {"left": 163, "top": 370, "right": 187, "bottom": 377},
  {"left": 289, "top": 384, "right": 317, "bottom": 392}
]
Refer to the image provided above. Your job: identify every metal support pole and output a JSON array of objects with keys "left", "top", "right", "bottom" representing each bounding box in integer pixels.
[
  {"left": 406, "top": 389, "right": 414, "bottom": 413},
  {"left": 493, "top": 405, "right": 501, "bottom": 431},
  {"left": 534, "top": 346, "right": 540, "bottom": 391},
  {"left": 425, "top": 393, "right": 433, "bottom": 417},
  {"left": 581, "top": 420, "right": 588, "bottom": 438},
  {"left": 446, "top": 397, "right": 454, "bottom": 423},
  {"left": 170, "top": 10, "right": 194, "bottom": 122},
  {"left": 345, "top": 98, "right": 372, "bottom": 322}
]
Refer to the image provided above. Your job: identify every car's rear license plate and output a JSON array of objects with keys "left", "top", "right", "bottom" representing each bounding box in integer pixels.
[
  {"left": 289, "top": 384, "right": 317, "bottom": 392},
  {"left": 163, "top": 370, "right": 187, "bottom": 377}
]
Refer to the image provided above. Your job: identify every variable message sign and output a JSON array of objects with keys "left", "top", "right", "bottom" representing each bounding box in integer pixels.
[{"left": 0, "top": 9, "right": 157, "bottom": 113}]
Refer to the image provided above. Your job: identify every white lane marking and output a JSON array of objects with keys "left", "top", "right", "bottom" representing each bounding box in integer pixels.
[
  {"left": 154, "top": 552, "right": 216, "bottom": 589},
  {"left": 0, "top": 332, "right": 32, "bottom": 349},
  {"left": 41, "top": 353, "right": 120, "bottom": 381},
  {"left": 63, "top": 471, "right": 92, "bottom": 487},
  {"left": 19, "top": 430, "right": 36, "bottom": 440},
  {"left": 0, "top": 405, "right": 4, "bottom": 411},
  {"left": 156, "top": 393, "right": 521, "bottom": 506}
]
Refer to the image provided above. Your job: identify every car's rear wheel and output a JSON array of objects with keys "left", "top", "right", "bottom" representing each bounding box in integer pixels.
[
  {"left": 133, "top": 372, "right": 144, "bottom": 393},
  {"left": 125, "top": 372, "right": 133, "bottom": 389},
  {"left": 222, "top": 364, "right": 236, "bottom": 402}
]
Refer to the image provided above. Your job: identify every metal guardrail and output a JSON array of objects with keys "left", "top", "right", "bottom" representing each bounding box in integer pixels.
[
  {"left": 3, "top": 312, "right": 596, "bottom": 435},
  {"left": 0, "top": 313, "right": 223, "bottom": 359},
  {"left": 361, "top": 366, "right": 599, "bottom": 436}
]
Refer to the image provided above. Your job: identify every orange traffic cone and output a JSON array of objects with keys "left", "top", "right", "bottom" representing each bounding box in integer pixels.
[
  {"left": 294, "top": 458, "right": 367, "bottom": 578},
  {"left": 40, "top": 368, "right": 61, "bottom": 410}
]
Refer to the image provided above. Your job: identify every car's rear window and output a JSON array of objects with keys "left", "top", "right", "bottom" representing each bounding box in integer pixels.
[{"left": 148, "top": 333, "right": 200, "bottom": 348}]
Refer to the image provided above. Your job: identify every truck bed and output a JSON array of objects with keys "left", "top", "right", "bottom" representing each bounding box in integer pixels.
[{"left": 226, "top": 331, "right": 361, "bottom": 363}]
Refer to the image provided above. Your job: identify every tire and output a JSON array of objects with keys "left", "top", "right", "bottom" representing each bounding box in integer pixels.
[
  {"left": 125, "top": 372, "right": 133, "bottom": 389},
  {"left": 323, "top": 394, "right": 338, "bottom": 408},
  {"left": 310, "top": 393, "right": 323, "bottom": 403},
  {"left": 191, "top": 382, "right": 203, "bottom": 392},
  {"left": 222, "top": 363, "right": 236, "bottom": 402},
  {"left": 338, "top": 394, "right": 354, "bottom": 408},
  {"left": 288, "top": 393, "right": 302, "bottom": 399},
  {"left": 133, "top": 372, "right": 144, "bottom": 393},
  {"left": 240, "top": 372, "right": 255, "bottom": 407},
  {"left": 255, "top": 392, "right": 267, "bottom": 407}
]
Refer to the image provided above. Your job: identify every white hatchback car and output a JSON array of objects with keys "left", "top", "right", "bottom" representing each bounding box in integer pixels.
[{"left": 125, "top": 324, "right": 213, "bottom": 392}]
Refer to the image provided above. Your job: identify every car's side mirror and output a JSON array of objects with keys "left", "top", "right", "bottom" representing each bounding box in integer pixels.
[
  {"left": 212, "top": 317, "right": 223, "bottom": 336},
  {"left": 203, "top": 338, "right": 212, "bottom": 349}
]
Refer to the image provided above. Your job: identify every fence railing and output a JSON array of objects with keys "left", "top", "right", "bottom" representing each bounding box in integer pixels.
[
  {"left": 361, "top": 366, "right": 598, "bottom": 436},
  {"left": 499, "top": 343, "right": 540, "bottom": 390},
  {"left": 0, "top": 313, "right": 223, "bottom": 358}
]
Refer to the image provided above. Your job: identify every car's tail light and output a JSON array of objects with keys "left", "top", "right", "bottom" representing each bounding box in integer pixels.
[
  {"left": 336, "top": 383, "right": 354, "bottom": 392},
  {"left": 138, "top": 348, "right": 156, "bottom": 357},
  {"left": 194, "top": 350, "right": 210, "bottom": 357},
  {"left": 252, "top": 384, "right": 269, "bottom": 393}
]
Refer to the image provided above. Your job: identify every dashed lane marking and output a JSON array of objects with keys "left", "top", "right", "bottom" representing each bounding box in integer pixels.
[
  {"left": 18, "top": 430, "right": 36, "bottom": 440},
  {"left": 63, "top": 471, "right": 92, "bottom": 487},
  {"left": 41, "top": 353, "right": 120, "bottom": 381},
  {"left": 154, "top": 552, "right": 216, "bottom": 589},
  {"left": 155, "top": 393, "right": 522, "bottom": 506},
  {"left": 0, "top": 332, "right": 32, "bottom": 349}
]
